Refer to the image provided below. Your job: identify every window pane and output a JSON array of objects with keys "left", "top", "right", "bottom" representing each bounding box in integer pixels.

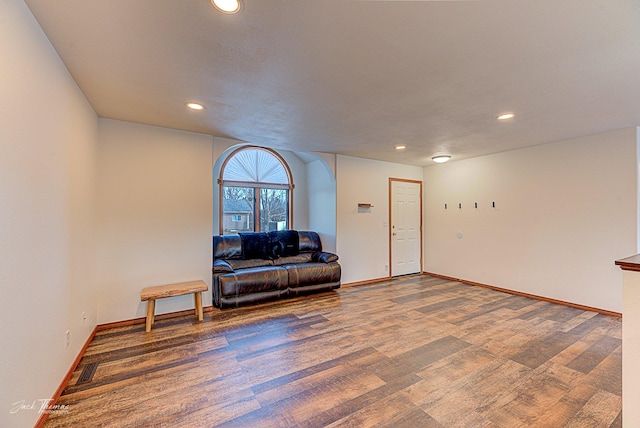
[
  {"left": 222, "top": 186, "right": 254, "bottom": 233},
  {"left": 219, "top": 147, "right": 293, "bottom": 235},
  {"left": 260, "top": 188, "right": 288, "bottom": 232},
  {"left": 222, "top": 148, "right": 288, "bottom": 184}
]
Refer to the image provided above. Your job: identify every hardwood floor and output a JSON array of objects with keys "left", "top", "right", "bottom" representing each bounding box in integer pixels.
[{"left": 44, "top": 275, "right": 622, "bottom": 427}]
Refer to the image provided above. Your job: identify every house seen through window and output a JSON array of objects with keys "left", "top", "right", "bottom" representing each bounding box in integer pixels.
[{"left": 220, "top": 146, "right": 293, "bottom": 234}]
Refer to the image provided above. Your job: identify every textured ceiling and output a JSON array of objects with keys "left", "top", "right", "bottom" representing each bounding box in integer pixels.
[{"left": 24, "top": 0, "right": 640, "bottom": 165}]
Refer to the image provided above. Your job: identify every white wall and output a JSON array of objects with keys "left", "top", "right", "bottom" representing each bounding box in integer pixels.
[
  {"left": 424, "top": 128, "right": 637, "bottom": 313},
  {"left": 308, "top": 156, "right": 337, "bottom": 252},
  {"left": 0, "top": 1, "right": 98, "bottom": 426},
  {"left": 281, "top": 151, "right": 309, "bottom": 231},
  {"left": 336, "top": 155, "right": 424, "bottom": 284},
  {"left": 96, "top": 119, "right": 213, "bottom": 323}
]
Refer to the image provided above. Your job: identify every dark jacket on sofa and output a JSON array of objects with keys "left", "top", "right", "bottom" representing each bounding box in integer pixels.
[{"left": 212, "top": 230, "right": 341, "bottom": 308}]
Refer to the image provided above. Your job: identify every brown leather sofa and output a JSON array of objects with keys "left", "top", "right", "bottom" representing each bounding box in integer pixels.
[{"left": 212, "top": 230, "right": 341, "bottom": 308}]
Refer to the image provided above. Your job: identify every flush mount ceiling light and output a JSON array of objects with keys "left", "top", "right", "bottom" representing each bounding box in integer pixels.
[
  {"left": 432, "top": 155, "right": 451, "bottom": 164},
  {"left": 211, "top": 0, "right": 242, "bottom": 14},
  {"left": 496, "top": 112, "right": 515, "bottom": 121},
  {"left": 186, "top": 102, "right": 205, "bottom": 110},
  {"left": 395, "top": 145, "right": 407, "bottom": 150}
]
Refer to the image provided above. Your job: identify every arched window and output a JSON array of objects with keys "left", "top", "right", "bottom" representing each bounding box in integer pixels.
[{"left": 219, "top": 146, "right": 294, "bottom": 234}]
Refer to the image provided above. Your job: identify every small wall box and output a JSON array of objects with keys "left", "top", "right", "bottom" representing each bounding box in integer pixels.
[{"left": 357, "top": 203, "right": 374, "bottom": 213}]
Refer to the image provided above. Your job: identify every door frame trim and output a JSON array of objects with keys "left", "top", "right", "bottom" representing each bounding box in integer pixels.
[{"left": 389, "top": 178, "right": 423, "bottom": 277}]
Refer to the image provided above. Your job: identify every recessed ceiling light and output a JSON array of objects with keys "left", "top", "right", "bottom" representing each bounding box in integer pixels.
[
  {"left": 211, "top": 0, "right": 242, "bottom": 14},
  {"left": 496, "top": 112, "right": 515, "bottom": 121},
  {"left": 395, "top": 145, "right": 407, "bottom": 150},
  {"left": 186, "top": 102, "right": 205, "bottom": 111},
  {"left": 432, "top": 155, "right": 451, "bottom": 163}
]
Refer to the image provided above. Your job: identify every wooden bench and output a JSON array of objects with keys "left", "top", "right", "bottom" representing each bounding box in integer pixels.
[{"left": 140, "top": 280, "right": 208, "bottom": 332}]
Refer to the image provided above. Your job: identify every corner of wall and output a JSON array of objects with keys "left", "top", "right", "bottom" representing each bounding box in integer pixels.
[{"left": 636, "top": 126, "right": 640, "bottom": 253}]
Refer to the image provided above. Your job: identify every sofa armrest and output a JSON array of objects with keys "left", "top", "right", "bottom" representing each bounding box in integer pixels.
[
  {"left": 313, "top": 251, "right": 339, "bottom": 263},
  {"left": 213, "top": 259, "right": 234, "bottom": 274}
]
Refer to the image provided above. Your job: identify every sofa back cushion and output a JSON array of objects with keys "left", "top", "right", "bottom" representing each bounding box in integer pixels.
[
  {"left": 213, "top": 230, "right": 322, "bottom": 260},
  {"left": 239, "top": 232, "right": 275, "bottom": 259},
  {"left": 213, "top": 235, "right": 242, "bottom": 259},
  {"left": 299, "top": 231, "right": 322, "bottom": 253},
  {"left": 269, "top": 230, "right": 299, "bottom": 257}
]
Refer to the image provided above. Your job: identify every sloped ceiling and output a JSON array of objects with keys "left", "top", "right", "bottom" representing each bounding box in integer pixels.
[{"left": 24, "top": 0, "right": 640, "bottom": 165}]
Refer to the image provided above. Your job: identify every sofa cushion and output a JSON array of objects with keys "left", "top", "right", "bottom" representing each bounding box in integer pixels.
[
  {"left": 213, "top": 235, "right": 242, "bottom": 259},
  {"left": 285, "top": 262, "right": 341, "bottom": 288},
  {"left": 213, "top": 259, "right": 234, "bottom": 273},
  {"left": 298, "top": 231, "right": 322, "bottom": 253},
  {"left": 313, "top": 251, "right": 339, "bottom": 263},
  {"left": 227, "top": 259, "right": 273, "bottom": 270},
  {"left": 218, "top": 266, "right": 288, "bottom": 297},
  {"left": 239, "top": 232, "right": 275, "bottom": 260},
  {"left": 219, "top": 290, "right": 287, "bottom": 308},
  {"left": 269, "top": 230, "right": 299, "bottom": 257},
  {"left": 272, "top": 253, "right": 313, "bottom": 266}
]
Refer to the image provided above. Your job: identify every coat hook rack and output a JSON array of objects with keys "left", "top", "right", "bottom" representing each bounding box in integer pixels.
[{"left": 358, "top": 203, "right": 374, "bottom": 208}]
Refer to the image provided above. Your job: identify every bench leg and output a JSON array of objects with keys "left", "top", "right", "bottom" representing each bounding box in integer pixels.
[
  {"left": 146, "top": 299, "right": 156, "bottom": 332},
  {"left": 194, "top": 291, "right": 203, "bottom": 322}
]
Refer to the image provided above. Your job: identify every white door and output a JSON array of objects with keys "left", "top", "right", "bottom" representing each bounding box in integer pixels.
[{"left": 391, "top": 179, "right": 422, "bottom": 276}]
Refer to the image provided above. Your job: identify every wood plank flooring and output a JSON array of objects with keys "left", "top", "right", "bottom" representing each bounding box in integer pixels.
[{"left": 44, "top": 275, "right": 622, "bottom": 427}]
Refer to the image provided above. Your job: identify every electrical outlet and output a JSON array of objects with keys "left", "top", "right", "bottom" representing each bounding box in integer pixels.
[
  {"left": 384, "top": 265, "right": 389, "bottom": 272},
  {"left": 65, "top": 330, "right": 70, "bottom": 348}
]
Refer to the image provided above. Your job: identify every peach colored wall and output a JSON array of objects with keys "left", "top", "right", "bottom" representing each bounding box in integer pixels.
[
  {"left": 423, "top": 128, "right": 637, "bottom": 313},
  {"left": 96, "top": 119, "right": 213, "bottom": 323},
  {"left": 1, "top": 1, "right": 98, "bottom": 426},
  {"left": 336, "top": 155, "right": 423, "bottom": 283}
]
